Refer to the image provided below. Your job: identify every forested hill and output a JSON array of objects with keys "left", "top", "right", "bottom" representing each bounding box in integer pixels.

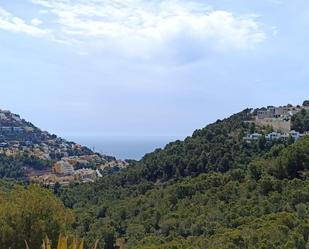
[
  {"left": 107, "top": 108, "right": 288, "bottom": 186},
  {"left": 137, "top": 109, "right": 255, "bottom": 181},
  {"left": 58, "top": 127, "right": 309, "bottom": 249},
  {"left": 2, "top": 106, "right": 309, "bottom": 249}
]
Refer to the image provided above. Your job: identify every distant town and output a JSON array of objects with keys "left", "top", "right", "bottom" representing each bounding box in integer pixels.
[{"left": 0, "top": 109, "right": 128, "bottom": 186}]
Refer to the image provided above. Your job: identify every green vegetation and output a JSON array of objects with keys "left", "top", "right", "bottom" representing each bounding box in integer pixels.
[
  {"left": 0, "top": 154, "right": 25, "bottom": 178},
  {"left": 0, "top": 185, "right": 73, "bottom": 249},
  {"left": 57, "top": 137, "right": 309, "bottom": 248},
  {"left": 303, "top": 100, "right": 309, "bottom": 107},
  {"left": 88, "top": 109, "right": 286, "bottom": 188},
  {"left": 292, "top": 109, "right": 309, "bottom": 133},
  {"left": 47, "top": 109, "right": 305, "bottom": 248},
  {"left": 0, "top": 154, "right": 51, "bottom": 178},
  {"left": 2, "top": 108, "right": 309, "bottom": 248}
]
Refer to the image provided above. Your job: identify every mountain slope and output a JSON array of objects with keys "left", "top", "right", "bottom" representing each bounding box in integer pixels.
[
  {"left": 0, "top": 109, "right": 125, "bottom": 179},
  {"left": 0, "top": 108, "right": 101, "bottom": 159},
  {"left": 92, "top": 109, "right": 289, "bottom": 187},
  {"left": 1, "top": 105, "right": 309, "bottom": 248},
  {"left": 59, "top": 136, "right": 309, "bottom": 248},
  {"left": 55, "top": 104, "right": 309, "bottom": 248}
]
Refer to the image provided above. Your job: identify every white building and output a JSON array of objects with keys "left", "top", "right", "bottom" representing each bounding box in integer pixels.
[
  {"left": 96, "top": 169, "right": 103, "bottom": 178},
  {"left": 289, "top": 130, "right": 301, "bottom": 140},
  {"left": 244, "top": 133, "right": 262, "bottom": 141},
  {"left": 266, "top": 132, "right": 282, "bottom": 140}
]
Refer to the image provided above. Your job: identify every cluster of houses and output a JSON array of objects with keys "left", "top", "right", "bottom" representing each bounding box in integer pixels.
[
  {"left": 31, "top": 158, "right": 104, "bottom": 186},
  {"left": 52, "top": 160, "right": 98, "bottom": 181},
  {"left": 0, "top": 137, "right": 83, "bottom": 161},
  {"left": 30, "top": 154, "right": 129, "bottom": 186},
  {"left": 52, "top": 155, "right": 128, "bottom": 174},
  {"left": 244, "top": 130, "right": 309, "bottom": 142},
  {"left": 0, "top": 109, "right": 101, "bottom": 162},
  {"left": 31, "top": 168, "right": 99, "bottom": 186},
  {"left": 244, "top": 102, "right": 309, "bottom": 142},
  {"left": 0, "top": 108, "right": 129, "bottom": 186}
]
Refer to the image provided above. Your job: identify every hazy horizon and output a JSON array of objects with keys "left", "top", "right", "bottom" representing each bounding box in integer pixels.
[{"left": 64, "top": 134, "right": 184, "bottom": 160}]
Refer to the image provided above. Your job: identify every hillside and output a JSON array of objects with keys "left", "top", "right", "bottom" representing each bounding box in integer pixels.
[
  {"left": 84, "top": 106, "right": 308, "bottom": 188},
  {"left": 1, "top": 104, "right": 309, "bottom": 249},
  {"left": 55, "top": 104, "right": 309, "bottom": 248},
  {"left": 0, "top": 108, "right": 103, "bottom": 159},
  {"left": 0, "top": 109, "right": 128, "bottom": 182},
  {"left": 68, "top": 138, "right": 309, "bottom": 249}
]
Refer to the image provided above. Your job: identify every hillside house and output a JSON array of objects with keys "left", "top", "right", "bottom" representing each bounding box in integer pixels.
[
  {"left": 266, "top": 132, "right": 282, "bottom": 140},
  {"left": 289, "top": 130, "right": 301, "bottom": 140},
  {"left": 244, "top": 133, "right": 262, "bottom": 141},
  {"left": 244, "top": 130, "right": 308, "bottom": 142},
  {"left": 52, "top": 161, "right": 74, "bottom": 175}
]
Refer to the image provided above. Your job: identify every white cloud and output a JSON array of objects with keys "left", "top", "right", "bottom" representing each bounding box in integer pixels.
[
  {"left": 2, "top": 0, "right": 268, "bottom": 59},
  {"left": 31, "top": 18, "right": 43, "bottom": 26},
  {"left": 0, "top": 7, "right": 48, "bottom": 37}
]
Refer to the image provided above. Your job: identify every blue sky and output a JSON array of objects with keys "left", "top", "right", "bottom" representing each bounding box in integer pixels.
[{"left": 0, "top": 0, "right": 308, "bottom": 138}]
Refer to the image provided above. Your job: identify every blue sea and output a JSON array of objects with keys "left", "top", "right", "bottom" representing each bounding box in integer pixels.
[{"left": 64, "top": 135, "right": 184, "bottom": 160}]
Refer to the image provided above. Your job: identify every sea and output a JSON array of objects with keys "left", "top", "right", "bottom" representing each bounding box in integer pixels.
[{"left": 64, "top": 135, "right": 184, "bottom": 160}]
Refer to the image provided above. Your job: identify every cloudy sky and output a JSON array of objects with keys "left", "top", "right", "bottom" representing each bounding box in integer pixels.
[{"left": 0, "top": 0, "right": 308, "bottom": 138}]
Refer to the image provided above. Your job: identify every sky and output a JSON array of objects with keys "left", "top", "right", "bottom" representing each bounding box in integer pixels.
[{"left": 0, "top": 0, "right": 309, "bottom": 139}]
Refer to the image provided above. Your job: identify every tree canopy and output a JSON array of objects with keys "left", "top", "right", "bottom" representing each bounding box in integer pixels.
[
  {"left": 2, "top": 109, "right": 309, "bottom": 248},
  {"left": 0, "top": 185, "right": 73, "bottom": 249},
  {"left": 291, "top": 109, "right": 309, "bottom": 133}
]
